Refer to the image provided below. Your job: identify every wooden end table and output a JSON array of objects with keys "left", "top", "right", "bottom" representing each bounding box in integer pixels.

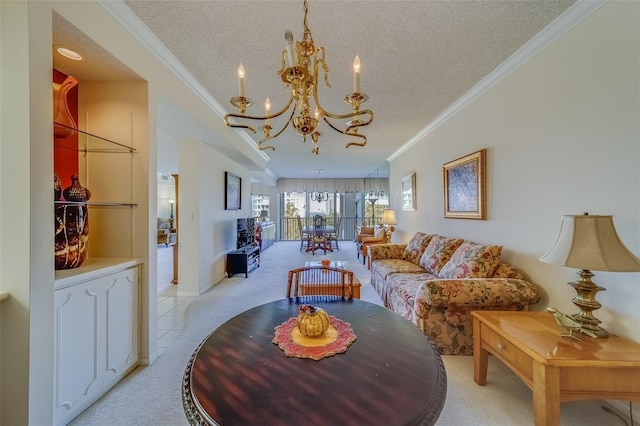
[{"left": 472, "top": 311, "right": 640, "bottom": 426}]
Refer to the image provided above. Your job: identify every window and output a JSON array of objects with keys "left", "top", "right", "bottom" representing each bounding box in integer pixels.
[{"left": 251, "top": 193, "right": 269, "bottom": 220}]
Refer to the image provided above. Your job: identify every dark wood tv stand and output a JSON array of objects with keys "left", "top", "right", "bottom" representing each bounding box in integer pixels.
[{"left": 226, "top": 245, "right": 260, "bottom": 278}]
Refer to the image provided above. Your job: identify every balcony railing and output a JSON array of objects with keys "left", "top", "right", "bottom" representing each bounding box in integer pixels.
[{"left": 279, "top": 216, "right": 380, "bottom": 241}]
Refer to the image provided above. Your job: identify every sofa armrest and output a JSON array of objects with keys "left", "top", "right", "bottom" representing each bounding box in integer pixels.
[
  {"left": 368, "top": 244, "right": 407, "bottom": 262},
  {"left": 414, "top": 278, "right": 540, "bottom": 316}
]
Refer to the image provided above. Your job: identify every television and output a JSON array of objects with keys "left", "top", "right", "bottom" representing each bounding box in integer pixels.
[{"left": 236, "top": 217, "right": 256, "bottom": 249}]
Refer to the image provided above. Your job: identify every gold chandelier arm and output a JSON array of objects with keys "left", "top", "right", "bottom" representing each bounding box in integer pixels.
[
  {"left": 345, "top": 130, "right": 367, "bottom": 148},
  {"left": 240, "top": 96, "right": 295, "bottom": 122},
  {"left": 224, "top": 113, "right": 257, "bottom": 134},
  {"left": 321, "top": 117, "right": 368, "bottom": 147},
  {"left": 224, "top": 95, "right": 295, "bottom": 136},
  {"left": 258, "top": 140, "right": 276, "bottom": 151},
  {"left": 319, "top": 109, "right": 374, "bottom": 148},
  {"left": 320, "top": 108, "right": 373, "bottom": 124},
  {"left": 259, "top": 107, "right": 297, "bottom": 151}
]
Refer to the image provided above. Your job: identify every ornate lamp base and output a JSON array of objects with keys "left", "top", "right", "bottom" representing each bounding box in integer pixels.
[{"left": 568, "top": 269, "right": 609, "bottom": 338}]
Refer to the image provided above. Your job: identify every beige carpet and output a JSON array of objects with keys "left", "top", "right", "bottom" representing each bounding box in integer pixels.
[{"left": 69, "top": 241, "right": 628, "bottom": 426}]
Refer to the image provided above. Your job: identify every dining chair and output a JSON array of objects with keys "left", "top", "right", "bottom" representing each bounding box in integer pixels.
[
  {"left": 286, "top": 266, "right": 354, "bottom": 299},
  {"left": 296, "top": 215, "right": 309, "bottom": 252},
  {"left": 306, "top": 214, "right": 332, "bottom": 254},
  {"left": 329, "top": 215, "right": 341, "bottom": 251}
]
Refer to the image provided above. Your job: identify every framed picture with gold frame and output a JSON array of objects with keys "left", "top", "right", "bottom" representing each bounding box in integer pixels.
[
  {"left": 443, "top": 149, "right": 486, "bottom": 219},
  {"left": 401, "top": 172, "right": 416, "bottom": 211}
]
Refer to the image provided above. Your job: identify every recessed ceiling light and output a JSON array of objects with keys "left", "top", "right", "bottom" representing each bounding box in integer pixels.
[{"left": 56, "top": 47, "right": 83, "bottom": 61}]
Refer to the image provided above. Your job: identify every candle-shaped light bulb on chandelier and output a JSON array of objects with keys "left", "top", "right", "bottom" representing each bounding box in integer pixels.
[
  {"left": 237, "top": 63, "right": 245, "bottom": 97},
  {"left": 265, "top": 98, "right": 271, "bottom": 125},
  {"left": 285, "top": 30, "right": 296, "bottom": 68},
  {"left": 353, "top": 55, "right": 361, "bottom": 93}
]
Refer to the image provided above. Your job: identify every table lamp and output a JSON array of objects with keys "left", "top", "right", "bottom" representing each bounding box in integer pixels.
[
  {"left": 539, "top": 213, "right": 640, "bottom": 338},
  {"left": 380, "top": 208, "right": 398, "bottom": 242}
]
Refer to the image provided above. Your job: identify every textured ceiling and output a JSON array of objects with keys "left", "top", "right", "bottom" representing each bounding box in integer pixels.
[{"left": 53, "top": 0, "right": 577, "bottom": 179}]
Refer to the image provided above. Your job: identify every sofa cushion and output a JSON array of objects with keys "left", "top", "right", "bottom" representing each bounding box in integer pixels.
[
  {"left": 419, "top": 235, "right": 464, "bottom": 274},
  {"left": 492, "top": 263, "right": 525, "bottom": 279},
  {"left": 439, "top": 241, "right": 503, "bottom": 279},
  {"left": 403, "top": 233, "right": 435, "bottom": 265},
  {"left": 372, "top": 258, "right": 426, "bottom": 281}
]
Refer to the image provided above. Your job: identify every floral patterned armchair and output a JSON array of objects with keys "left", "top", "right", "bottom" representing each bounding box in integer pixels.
[{"left": 359, "top": 227, "right": 390, "bottom": 267}]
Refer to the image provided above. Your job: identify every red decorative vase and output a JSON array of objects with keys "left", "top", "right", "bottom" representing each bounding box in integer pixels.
[{"left": 53, "top": 75, "right": 78, "bottom": 138}]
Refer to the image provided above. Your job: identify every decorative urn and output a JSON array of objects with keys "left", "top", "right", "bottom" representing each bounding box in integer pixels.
[{"left": 296, "top": 305, "right": 330, "bottom": 338}]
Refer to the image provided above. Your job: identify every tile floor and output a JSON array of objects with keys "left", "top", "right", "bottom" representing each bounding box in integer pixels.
[{"left": 156, "top": 245, "right": 196, "bottom": 356}]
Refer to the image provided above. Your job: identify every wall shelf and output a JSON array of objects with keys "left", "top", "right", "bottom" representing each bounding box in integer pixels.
[
  {"left": 54, "top": 201, "right": 138, "bottom": 207},
  {"left": 54, "top": 122, "right": 136, "bottom": 153}
]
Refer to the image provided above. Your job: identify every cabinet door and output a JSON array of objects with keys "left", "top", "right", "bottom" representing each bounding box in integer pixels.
[
  {"left": 54, "top": 281, "right": 102, "bottom": 424},
  {"left": 104, "top": 268, "right": 139, "bottom": 386}
]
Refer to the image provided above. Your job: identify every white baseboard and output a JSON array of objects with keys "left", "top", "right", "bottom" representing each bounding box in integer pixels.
[{"left": 605, "top": 400, "right": 640, "bottom": 426}]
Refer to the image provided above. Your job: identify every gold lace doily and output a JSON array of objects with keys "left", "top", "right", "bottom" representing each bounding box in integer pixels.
[{"left": 272, "top": 316, "right": 357, "bottom": 361}]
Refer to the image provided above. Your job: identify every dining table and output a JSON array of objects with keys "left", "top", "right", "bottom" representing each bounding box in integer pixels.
[{"left": 182, "top": 297, "right": 447, "bottom": 426}]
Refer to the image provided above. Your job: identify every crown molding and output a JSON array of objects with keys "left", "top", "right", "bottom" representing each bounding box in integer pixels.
[{"left": 388, "top": 0, "right": 608, "bottom": 162}]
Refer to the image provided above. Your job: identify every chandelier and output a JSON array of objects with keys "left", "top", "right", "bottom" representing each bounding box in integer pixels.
[
  {"left": 311, "top": 191, "right": 328, "bottom": 202},
  {"left": 223, "top": 0, "right": 374, "bottom": 155}
]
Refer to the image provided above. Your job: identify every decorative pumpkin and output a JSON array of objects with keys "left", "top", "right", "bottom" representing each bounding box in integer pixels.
[{"left": 297, "top": 305, "right": 330, "bottom": 337}]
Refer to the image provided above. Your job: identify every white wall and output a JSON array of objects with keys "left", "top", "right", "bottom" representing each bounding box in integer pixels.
[
  {"left": 389, "top": 1, "right": 640, "bottom": 342},
  {"left": 178, "top": 141, "right": 252, "bottom": 296},
  {"left": 1, "top": 2, "right": 48, "bottom": 424}
]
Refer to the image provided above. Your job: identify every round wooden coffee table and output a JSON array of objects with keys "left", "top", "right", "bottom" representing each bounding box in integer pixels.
[{"left": 182, "top": 297, "right": 447, "bottom": 425}]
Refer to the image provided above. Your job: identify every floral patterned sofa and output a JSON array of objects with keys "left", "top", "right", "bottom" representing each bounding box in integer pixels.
[{"left": 368, "top": 232, "right": 540, "bottom": 355}]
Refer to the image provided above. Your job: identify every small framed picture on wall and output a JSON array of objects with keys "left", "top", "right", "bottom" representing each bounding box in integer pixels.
[
  {"left": 402, "top": 172, "right": 416, "bottom": 211},
  {"left": 225, "top": 172, "right": 241, "bottom": 210}
]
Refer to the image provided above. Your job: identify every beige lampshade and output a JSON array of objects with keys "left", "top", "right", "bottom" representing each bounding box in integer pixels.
[
  {"left": 540, "top": 215, "right": 640, "bottom": 272},
  {"left": 380, "top": 209, "right": 398, "bottom": 226}
]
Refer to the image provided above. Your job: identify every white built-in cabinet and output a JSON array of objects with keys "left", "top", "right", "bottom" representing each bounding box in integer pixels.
[
  {"left": 53, "top": 260, "right": 140, "bottom": 425},
  {"left": 52, "top": 81, "right": 149, "bottom": 425}
]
